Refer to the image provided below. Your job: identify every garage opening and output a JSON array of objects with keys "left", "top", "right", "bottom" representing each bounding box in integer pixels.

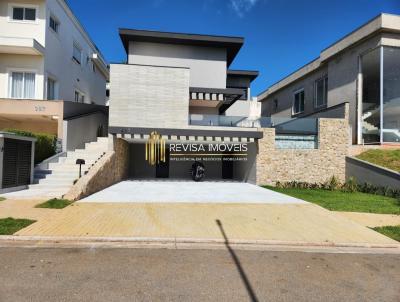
[{"left": 127, "top": 141, "right": 257, "bottom": 182}]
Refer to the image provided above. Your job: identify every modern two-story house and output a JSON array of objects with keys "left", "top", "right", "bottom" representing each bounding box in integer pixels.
[
  {"left": 258, "top": 13, "right": 400, "bottom": 145},
  {"left": 109, "top": 29, "right": 262, "bottom": 181},
  {"left": 0, "top": 0, "right": 109, "bottom": 151}
]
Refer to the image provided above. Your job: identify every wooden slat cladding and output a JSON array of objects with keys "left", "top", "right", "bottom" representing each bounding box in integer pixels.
[{"left": 2, "top": 138, "right": 32, "bottom": 188}]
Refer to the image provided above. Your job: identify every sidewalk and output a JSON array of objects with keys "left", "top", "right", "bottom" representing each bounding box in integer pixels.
[
  {"left": 0, "top": 198, "right": 59, "bottom": 221},
  {"left": 14, "top": 202, "right": 397, "bottom": 246},
  {"left": 337, "top": 212, "right": 400, "bottom": 227}
]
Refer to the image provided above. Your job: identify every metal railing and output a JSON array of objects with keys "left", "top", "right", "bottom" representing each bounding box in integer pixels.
[{"left": 189, "top": 114, "right": 318, "bottom": 134}]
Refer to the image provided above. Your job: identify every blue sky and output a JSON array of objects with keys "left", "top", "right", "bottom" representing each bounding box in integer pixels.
[{"left": 67, "top": 0, "right": 400, "bottom": 95}]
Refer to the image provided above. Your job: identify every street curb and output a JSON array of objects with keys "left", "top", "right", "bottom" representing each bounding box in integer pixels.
[{"left": 0, "top": 235, "right": 399, "bottom": 252}]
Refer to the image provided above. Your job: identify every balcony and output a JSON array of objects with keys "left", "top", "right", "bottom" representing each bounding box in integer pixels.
[
  {"left": 189, "top": 114, "right": 318, "bottom": 135},
  {"left": 0, "top": 36, "right": 44, "bottom": 56},
  {"left": 189, "top": 87, "right": 244, "bottom": 113}
]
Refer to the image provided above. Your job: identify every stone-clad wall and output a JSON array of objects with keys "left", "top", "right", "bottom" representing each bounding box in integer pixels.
[
  {"left": 256, "top": 118, "right": 349, "bottom": 185},
  {"left": 64, "top": 138, "right": 129, "bottom": 201}
]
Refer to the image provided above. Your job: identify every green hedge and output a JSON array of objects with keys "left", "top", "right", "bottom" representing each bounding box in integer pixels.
[{"left": 3, "top": 129, "right": 56, "bottom": 164}]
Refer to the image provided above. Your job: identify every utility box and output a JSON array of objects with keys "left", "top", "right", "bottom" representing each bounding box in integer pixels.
[{"left": 0, "top": 132, "right": 36, "bottom": 194}]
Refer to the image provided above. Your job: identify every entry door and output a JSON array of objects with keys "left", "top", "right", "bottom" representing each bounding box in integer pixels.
[
  {"left": 156, "top": 148, "right": 170, "bottom": 178},
  {"left": 222, "top": 153, "right": 233, "bottom": 179}
]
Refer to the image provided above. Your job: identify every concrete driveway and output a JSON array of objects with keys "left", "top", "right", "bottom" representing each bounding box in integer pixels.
[{"left": 80, "top": 180, "right": 306, "bottom": 204}]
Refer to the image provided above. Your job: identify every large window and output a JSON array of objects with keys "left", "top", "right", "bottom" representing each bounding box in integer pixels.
[
  {"left": 361, "top": 46, "right": 400, "bottom": 144},
  {"left": 9, "top": 72, "right": 35, "bottom": 99},
  {"left": 293, "top": 89, "right": 305, "bottom": 115},
  {"left": 12, "top": 6, "right": 36, "bottom": 21},
  {"left": 73, "top": 43, "right": 82, "bottom": 64},
  {"left": 361, "top": 48, "right": 381, "bottom": 144},
  {"left": 382, "top": 47, "right": 400, "bottom": 143},
  {"left": 315, "top": 76, "right": 328, "bottom": 108}
]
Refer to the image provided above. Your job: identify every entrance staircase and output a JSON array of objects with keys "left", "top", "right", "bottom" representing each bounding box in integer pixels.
[{"left": 4, "top": 138, "right": 109, "bottom": 199}]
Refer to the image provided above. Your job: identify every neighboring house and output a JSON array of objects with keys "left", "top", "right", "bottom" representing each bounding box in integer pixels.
[
  {"left": 258, "top": 13, "right": 400, "bottom": 145},
  {"left": 110, "top": 29, "right": 262, "bottom": 181},
  {"left": 0, "top": 0, "right": 109, "bottom": 152}
]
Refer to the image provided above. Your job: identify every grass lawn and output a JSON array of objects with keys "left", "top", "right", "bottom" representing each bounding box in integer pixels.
[
  {"left": 356, "top": 149, "right": 400, "bottom": 172},
  {"left": 0, "top": 217, "right": 36, "bottom": 235},
  {"left": 35, "top": 198, "right": 73, "bottom": 209},
  {"left": 372, "top": 225, "right": 400, "bottom": 242},
  {"left": 0, "top": 197, "right": 5, "bottom": 201},
  {"left": 265, "top": 186, "right": 400, "bottom": 214}
]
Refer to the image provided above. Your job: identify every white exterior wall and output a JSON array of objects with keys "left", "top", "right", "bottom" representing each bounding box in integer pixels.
[
  {"left": 0, "top": 54, "right": 44, "bottom": 99},
  {"left": 128, "top": 41, "right": 227, "bottom": 89},
  {"left": 44, "top": 0, "right": 107, "bottom": 104},
  {"left": 0, "top": 0, "right": 107, "bottom": 104},
  {"left": 0, "top": 0, "right": 46, "bottom": 46}
]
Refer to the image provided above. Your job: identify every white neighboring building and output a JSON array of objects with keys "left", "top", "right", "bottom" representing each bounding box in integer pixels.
[
  {"left": 0, "top": 0, "right": 109, "bottom": 152},
  {"left": 0, "top": 0, "right": 109, "bottom": 103}
]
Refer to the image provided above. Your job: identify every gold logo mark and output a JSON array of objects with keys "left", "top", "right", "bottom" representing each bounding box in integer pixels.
[{"left": 145, "top": 131, "right": 166, "bottom": 165}]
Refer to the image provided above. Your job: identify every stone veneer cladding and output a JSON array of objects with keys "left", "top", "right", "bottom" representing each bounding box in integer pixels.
[
  {"left": 64, "top": 138, "right": 129, "bottom": 201},
  {"left": 256, "top": 117, "right": 349, "bottom": 185}
]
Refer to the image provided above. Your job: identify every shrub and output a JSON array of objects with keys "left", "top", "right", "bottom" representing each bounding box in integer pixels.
[
  {"left": 3, "top": 129, "right": 56, "bottom": 164},
  {"left": 274, "top": 176, "right": 400, "bottom": 200},
  {"left": 343, "top": 177, "right": 358, "bottom": 193},
  {"left": 325, "top": 175, "right": 341, "bottom": 191}
]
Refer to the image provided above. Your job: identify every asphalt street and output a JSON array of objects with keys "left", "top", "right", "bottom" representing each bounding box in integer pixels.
[{"left": 0, "top": 246, "right": 399, "bottom": 302}]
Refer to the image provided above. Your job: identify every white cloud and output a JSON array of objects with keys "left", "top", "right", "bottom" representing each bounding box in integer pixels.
[{"left": 229, "top": 0, "right": 259, "bottom": 17}]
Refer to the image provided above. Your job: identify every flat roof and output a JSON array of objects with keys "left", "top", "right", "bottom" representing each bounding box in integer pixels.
[
  {"left": 258, "top": 13, "right": 400, "bottom": 101},
  {"left": 227, "top": 69, "right": 259, "bottom": 81},
  {"left": 119, "top": 28, "right": 244, "bottom": 66}
]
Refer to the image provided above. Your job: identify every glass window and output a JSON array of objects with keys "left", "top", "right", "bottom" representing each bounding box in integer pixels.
[
  {"left": 24, "top": 8, "right": 36, "bottom": 21},
  {"left": 12, "top": 7, "right": 36, "bottom": 21},
  {"left": 73, "top": 43, "right": 82, "bottom": 64},
  {"left": 10, "top": 72, "right": 35, "bottom": 99},
  {"left": 49, "top": 16, "right": 59, "bottom": 33},
  {"left": 361, "top": 48, "right": 381, "bottom": 144},
  {"left": 12, "top": 7, "right": 24, "bottom": 20},
  {"left": 382, "top": 47, "right": 400, "bottom": 143},
  {"left": 47, "top": 78, "right": 56, "bottom": 100},
  {"left": 315, "top": 76, "right": 328, "bottom": 107},
  {"left": 293, "top": 89, "right": 305, "bottom": 115},
  {"left": 74, "top": 91, "right": 84, "bottom": 103}
]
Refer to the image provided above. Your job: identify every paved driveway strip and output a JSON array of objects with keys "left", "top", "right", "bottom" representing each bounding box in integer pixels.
[
  {"left": 80, "top": 181, "right": 307, "bottom": 204},
  {"left": 16, "top": 202, "right": 397, "bottom": 245}
]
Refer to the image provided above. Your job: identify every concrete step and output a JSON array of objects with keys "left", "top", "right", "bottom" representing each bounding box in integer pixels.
[
  {"left": 66, "top": 150, "right": 105, "bottom": 159},
  {"left": 37, "top": 178, "right": 75, "bottom": 186},
  {"left": 28, "top": 184, "right": 72, "bottom": 191},
  {"left": 48, "top": 162, "right": 94, "bottom": 170}
]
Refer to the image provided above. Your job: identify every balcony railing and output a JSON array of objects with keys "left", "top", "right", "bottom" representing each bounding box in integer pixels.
[{"left": 189, "top": 114, "right": 318, "bottom": 134}]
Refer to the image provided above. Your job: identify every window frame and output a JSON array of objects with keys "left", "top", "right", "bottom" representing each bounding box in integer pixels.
[
  {"left": 72, "top": 42, "right": 82, "bottom": 65},
  {"left": 46, "top": 76, "right": 58, "bottom": 100},
  {"left": 8, "top": 3, "right": 39, "bottom": 24},
  {"left": 7, "top": 68, "right": 37, "bottom": 99},
  {"left": 74, "top": 90, "right": 85, "bottom": 103},
  {"left": 49, "top": 14, "right": 60, "bottom": 34},
  {"left": 292, "top": 88, "right": 305, "bottom": 116},
  {"left": 314, "top": 75, "right": 328, "bottom": 109}
]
